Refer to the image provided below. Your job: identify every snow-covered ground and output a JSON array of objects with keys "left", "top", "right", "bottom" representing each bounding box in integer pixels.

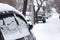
[{"left": 32, "top": 13, "right": 60, "bottom": 40}]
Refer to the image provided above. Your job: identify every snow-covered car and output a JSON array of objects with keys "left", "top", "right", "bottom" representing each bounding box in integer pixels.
[
  {"left": 38, "top": 15, "right": 46, "bottom": 23},
  {"left": 37, "top": 11, "right": 46, "bottom": 23},
  {"left": 0, "top": 3, "right": 35, "bottom": 40}
]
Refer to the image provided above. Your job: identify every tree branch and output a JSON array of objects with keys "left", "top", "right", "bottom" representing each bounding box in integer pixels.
[
  {"left": 36, "top": 0, "right": 43, "bottom": 13},
  {"left": 36, "top": 0, "right": 39, "bottom": 6}
]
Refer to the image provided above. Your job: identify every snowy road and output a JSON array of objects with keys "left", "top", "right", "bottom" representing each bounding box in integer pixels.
[{"left": 32, "top": 13, "right": 60, "bottom": 40}]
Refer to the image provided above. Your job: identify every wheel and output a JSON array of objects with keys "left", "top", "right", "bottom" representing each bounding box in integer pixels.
[
  {"left": 43, "top": 20, "right": 46, "bottom": 23},
  {"left": 43, "top": 18, "right": 46, "bottom": 23}
]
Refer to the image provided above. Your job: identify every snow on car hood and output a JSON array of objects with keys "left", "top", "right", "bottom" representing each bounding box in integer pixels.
[{"left": 0, "top": 3, "right": 25, "bottom": 19}]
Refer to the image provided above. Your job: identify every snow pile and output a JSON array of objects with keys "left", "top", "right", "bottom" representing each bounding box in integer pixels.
[
  {"left": 0, "top": 3, "right": 13, "bottom": 12},
  {"left": 52, "top": 12, "right": 59, "bottom": 18},
  {"left": 32, "top": 12, "right": 60, "bottom": 40},
  {"left": 51, "top": 8, "right": 59, "bottom": 18}
]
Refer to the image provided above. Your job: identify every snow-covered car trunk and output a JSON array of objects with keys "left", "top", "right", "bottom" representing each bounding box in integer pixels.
[{"left": 0, "top": 3, "right": 35, "bottom": 40}]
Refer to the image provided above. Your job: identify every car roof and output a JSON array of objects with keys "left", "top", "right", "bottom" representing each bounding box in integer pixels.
[
  {"left": 0, "top": 3, "right": 27, "bottom": 23},
  {"left": 0, "top": 3, "right": 24, "bottom": 18}
]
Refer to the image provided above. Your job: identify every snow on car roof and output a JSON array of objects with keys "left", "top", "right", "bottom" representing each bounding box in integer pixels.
[{"left": 0, "top": 3, "right": 25, "bottom": 18}]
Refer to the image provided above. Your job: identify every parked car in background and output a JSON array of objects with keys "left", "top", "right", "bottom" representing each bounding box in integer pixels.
[{"left": 37, "top": 11, "right": 46, "bottom": 23}]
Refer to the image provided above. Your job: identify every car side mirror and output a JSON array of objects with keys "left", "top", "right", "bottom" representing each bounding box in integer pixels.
[{"left": 27, "top": 24, "right": 33, "bottom": 30}]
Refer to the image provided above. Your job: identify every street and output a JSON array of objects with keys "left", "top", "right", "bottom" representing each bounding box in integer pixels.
[{"left": 32, "top": 13, "right": 60, "bottom": 40}]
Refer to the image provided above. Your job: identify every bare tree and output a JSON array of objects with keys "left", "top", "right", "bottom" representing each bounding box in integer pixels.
[
  {"left": 8, "top": 0, "right": 16, "bottom": 7},
  {"left": 54, "top": 0, "right": 60, "bottom": 18},
  {"left": 22, "top": 0, "right": 28, "bottom": 16},
  {"left": 46, "top": 0, "right": 54, "bottom": 13}
]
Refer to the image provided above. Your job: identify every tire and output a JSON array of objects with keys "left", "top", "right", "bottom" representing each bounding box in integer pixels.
[
  {"left": 43, "top": 18, "right": 46, "bottom": 23},
  {"left": 43, "top": 20, "right": 46, "bottom": 23},
  {"left": 59, "top": 16, "right": 60, "bottom": 19}
]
